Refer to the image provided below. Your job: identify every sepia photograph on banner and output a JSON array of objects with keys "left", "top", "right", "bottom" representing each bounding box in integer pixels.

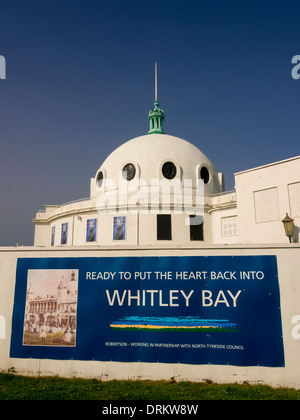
[{"left": 23, "top": 269, "right": 78, "bottom": 347}]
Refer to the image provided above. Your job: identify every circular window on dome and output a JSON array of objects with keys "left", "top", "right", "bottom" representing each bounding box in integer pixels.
[
  {"left": 200, "top": 166, "right": 210, "bottom": 184},
  {"left": 162, "top": 161, "right": 177, "bottom": 180},
  {"left": 122, "top": 163, "right": 136, "bottom": 181},
  {"left": 96, "top": 171, "right": 104, "bottom": 188}
]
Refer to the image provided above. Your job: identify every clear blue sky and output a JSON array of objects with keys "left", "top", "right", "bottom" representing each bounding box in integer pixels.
[{"left": 0, "top": 0, "right": 299, "bottom": 246}]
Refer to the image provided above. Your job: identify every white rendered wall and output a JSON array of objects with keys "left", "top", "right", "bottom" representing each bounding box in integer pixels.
[
  {"left": 39, "top": 211, "right": 209, "bottom": 247},
  {"left": 1, "top": 244, "right": 300, "bottom": 388},
  {"left": 235, "top": 156, "right": 300, "bottom": 244},
  {"left": 211, "top": 208, "right": 239, "bottom": 245}
]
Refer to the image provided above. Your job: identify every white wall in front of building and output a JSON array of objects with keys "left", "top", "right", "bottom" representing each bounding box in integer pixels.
[{"left": 1, "top": 244, "right": 300, "bottom": 388}]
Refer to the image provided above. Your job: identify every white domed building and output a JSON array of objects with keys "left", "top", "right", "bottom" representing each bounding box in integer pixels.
[
  {"left": 32, "top": 96, "right": 227, "bottom": 248},
  {"left": 32, "top": 95, "right": 300, "bottom": 247}
]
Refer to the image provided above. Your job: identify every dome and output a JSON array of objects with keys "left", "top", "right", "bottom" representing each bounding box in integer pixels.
[
  {"left": 33, "top": 90, "right": 227, "bottom": 248},
  {"left": 93, "top": 134, "right": 223, "bottom": 196}
]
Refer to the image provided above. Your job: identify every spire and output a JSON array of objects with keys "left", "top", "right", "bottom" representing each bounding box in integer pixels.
[{"left": 148, "top": 62, "right": 165, "bottom": 134}]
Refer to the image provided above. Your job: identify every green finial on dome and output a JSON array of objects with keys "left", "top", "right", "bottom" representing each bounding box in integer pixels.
[
  {"left": 148, "top": 100, "right": 165, "bottom": 134},
  {"left": 148, "top": 62, "right": 165, "bottom": 135}
]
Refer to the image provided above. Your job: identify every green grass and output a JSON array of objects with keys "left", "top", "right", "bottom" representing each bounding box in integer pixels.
[{"left": 0, "top": 373, "right": 299, "bottom": 400}]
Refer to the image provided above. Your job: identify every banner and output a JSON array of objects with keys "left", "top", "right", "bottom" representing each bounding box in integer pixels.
[{"left": 10, "top": 256, "right": 284, "bottom": 367}]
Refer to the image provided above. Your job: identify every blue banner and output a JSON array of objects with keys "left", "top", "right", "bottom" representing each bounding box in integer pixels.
[{"left": 10, "top": 256, "right": 284, "bottom": 367}]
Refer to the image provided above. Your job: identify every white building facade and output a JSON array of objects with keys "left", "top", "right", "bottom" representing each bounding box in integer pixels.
[
  {"left": 1, "top": 93, "right": 300, "bottom": 389},
  {"left": 32, "top": 99, "right": 300, "bottom": 248}
]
